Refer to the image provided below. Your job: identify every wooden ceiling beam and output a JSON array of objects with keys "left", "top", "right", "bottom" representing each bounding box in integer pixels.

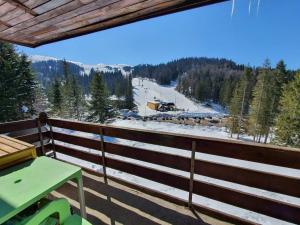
[
  {"left": 3, "top": 0, "right": 38, "bottom": 16},
  {"left": 0, "top": 19, "right": 11, "bottom": 27}
]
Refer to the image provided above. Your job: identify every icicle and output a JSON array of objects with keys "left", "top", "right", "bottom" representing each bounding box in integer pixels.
[
  {"left": 257, "top": 0, "right": 261, "bottom": 15},
  {"left": 248, "top": 0, "right": 252, "bottom": 14},
  {"left": 231, "top": 0, "right": 235, "bottom": 17}
]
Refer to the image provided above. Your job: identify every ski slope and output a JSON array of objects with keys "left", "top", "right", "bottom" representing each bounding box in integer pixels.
[{"left": 133, "top": 78, "right": 222, "bottom": 116}]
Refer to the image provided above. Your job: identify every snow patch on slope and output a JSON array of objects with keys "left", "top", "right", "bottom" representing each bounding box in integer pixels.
[
  {"left": 29, "top": 55, "right": 58, "bottom": 63},
  {"left": 133, "top": 77, "right": 222, "bottom": 116}
]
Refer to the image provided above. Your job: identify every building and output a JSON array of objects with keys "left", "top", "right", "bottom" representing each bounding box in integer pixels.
[{"left": 147, "top": 101, "right": 160, "bottom": 110}]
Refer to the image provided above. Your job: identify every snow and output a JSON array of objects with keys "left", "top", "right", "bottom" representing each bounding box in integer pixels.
[
  {"left": 29, "top": 55, "right": 58, "bottom": 63},
  {"left": 133, "top": 78, "right": 224, "bottom": 116},
  {"left": 29, "top": 55, "right": 132, "bottom": 76},
  {"left": 70, "top": 61, "right": 131, "bottom": 76}
]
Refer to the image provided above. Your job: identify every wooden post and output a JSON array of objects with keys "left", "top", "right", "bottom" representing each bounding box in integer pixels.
[
  {"left": 100, "top": 127, "right": 108, "bottom": 184},
  {"left": 188, "top": 141, "right": 196, "bottom": 208},
  {"left": 36, "top": 118, "right": 45, "bottom": 155},
  {"left": 48, "top": 120, "right": 57, "bottom": 159}
]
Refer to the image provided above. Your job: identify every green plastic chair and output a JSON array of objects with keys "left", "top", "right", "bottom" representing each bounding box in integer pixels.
[{"left": 18, "top": 198, "right": 92, "bottom": 225}]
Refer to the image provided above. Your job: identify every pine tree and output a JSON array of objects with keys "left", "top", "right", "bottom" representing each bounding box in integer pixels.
[
  {"left": 248, "top": 60, "right": 276, "bottom": 143},
  {"left": 0, "top": 42, "right": 36, "bottom": 122},
  {"left": 275, "top": 72, "right": 300, "bottom": 147},
  {"left": 69, "top": 74, "right": 86, "bottom": 120},
  {"left": 16, "top": 54, "right": 36, "bottom": 119},
  {"left": 34, "top": 83, "right": 49, "bottom": 114},
  {"left": 0, "top": 42, "right": 18, "bottom": 122},
  {"left": 228, "top": 68, "right": 252, "bottom": 138},
  {"left": 273, "top": 60, "right": 289, "bottom": 114},
  {"left": 61, "top": 61, "right": 85, "bottom": 119},
  {"left": 88, "top": 71, "right": 112, "bottom": 123},
  {"left": 50, "top": 79, "right": 63, "bottom": 115},
  {"left": 124, "top": 74, "right": 134, "bottom": 109}
]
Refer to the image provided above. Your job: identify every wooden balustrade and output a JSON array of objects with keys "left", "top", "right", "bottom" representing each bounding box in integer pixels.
[
  {"left": 1, "top": 116, "right": 300, "bottom": 225},
  {"left": 46, "top": 118, "right": 300, "bottom": 224}
]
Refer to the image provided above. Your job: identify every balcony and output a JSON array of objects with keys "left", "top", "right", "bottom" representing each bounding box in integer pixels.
[{"left": 1, "top": 114, "right": 300, "bottom": 225}]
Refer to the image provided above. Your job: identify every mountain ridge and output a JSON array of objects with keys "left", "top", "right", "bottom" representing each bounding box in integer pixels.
[{"left": 29, "top": 55, "right": 132, "bottom": 76}]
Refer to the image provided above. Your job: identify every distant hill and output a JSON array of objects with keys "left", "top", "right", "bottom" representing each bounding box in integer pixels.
[
  {"left": 132, "top": 57, "right": 245, "bottom": 106},
  {"left": 29, "top": 55, "right": 132, "bottom": 94},
  {"left": 30, "top": 56, "right": 246, "bottom": 106}
]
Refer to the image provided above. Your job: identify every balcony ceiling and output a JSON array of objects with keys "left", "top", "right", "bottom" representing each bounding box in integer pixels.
[{"left": 0, "top": 0, "right": 227, "bottom": 47}]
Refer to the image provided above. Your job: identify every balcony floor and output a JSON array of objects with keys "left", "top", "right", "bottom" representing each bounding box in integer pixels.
[{"left": 50, "top": 171, "right": 231, "bottom": 225}]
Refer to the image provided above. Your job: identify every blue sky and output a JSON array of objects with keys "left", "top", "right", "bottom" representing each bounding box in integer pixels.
[{"left": 18, "top": 0, "right": 300, "bottom": 69}]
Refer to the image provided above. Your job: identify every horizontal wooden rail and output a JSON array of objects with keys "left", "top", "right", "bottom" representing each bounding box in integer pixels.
[
  {"left": 0, "top": 119, "right": 37, "bottom": 133},
  {"left": 15, "top": 131, "right": 50, "bottom": 144},
  {"left": 48, "top": 118, "right": 300, "bottom": 169},
  {"left": 54, "top": 144, "right": 300, "bottom": 224},
  {"left": 50, "top": 131, "right": 300, "bottom": 198}
]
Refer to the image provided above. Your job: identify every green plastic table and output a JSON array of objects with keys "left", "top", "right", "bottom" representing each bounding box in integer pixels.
[{"left": 0, "top": 156, "right": 87, "bottom": 224}]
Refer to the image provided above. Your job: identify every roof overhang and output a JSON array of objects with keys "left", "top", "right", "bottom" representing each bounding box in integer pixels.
[{"left": 0, "top": 0, "right": 228, "bottom": 47}]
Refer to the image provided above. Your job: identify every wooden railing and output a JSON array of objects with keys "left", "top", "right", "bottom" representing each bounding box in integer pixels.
[
  {"left": 0, "top": 118, "right": 50, "bottom": 155},
  {"left": 1, "top": 116, "right": 300, "bottom": 225}
]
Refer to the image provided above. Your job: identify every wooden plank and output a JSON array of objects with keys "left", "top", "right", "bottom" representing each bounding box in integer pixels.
[
  {"left": 7, "top": 12, "right": 34, "bottom": 26},
  {"left": 0, "top": 142, "right": 19, "bottom": 153},
  {"left": 48, "top": 118, "right": 300, "bottom": 169},
  {"left": 0, "top": 136, "right": 27, "bottom": 150},
  {"left": 51, "top": 131, "right": 300, "bottom": 198},
  {"left": 15, "top": 131, "right": 50, "bottom": 144},
  {"left": 0, "top": 23, "right": 9, "bottom": 31},
  {"left": 34, "top": 0, "right": 176, "bottom": 40},
  {"left": 51, "top": 131, "right": 190, "bottom": 170},
  {"left": 0, "top": 119, "right": 37, "bottom": 133},
  {"left": 24, "top": 0, "right": 52, "bottom": 9},
  {"left": 1, "top": 134, "right": 33, "bottom": 147},
  {"left": 194, "top": 159, "right": 300, "bottom": 198},
  {"left": 0, "top": 0, "right": 118, "bottom": 38},
  {"left": 192, "top": 180, "right": 300, "bottom": 224},
  {"left": 54, "top": 144, "right": 300, "bottom": 224},
  {"left": 0, "top": 7, "right": 24, "bottom": 22},
  {"left": 0, "top": 150, "right": 6, "bottom": 156},
  {"left": 0, "top": 2, "right": 16, "bottom": 16},
  {"left": 7, "top": 0, "right": 142, "bottom": 40},
  {"left": 33, "top": 0, "right": 73, "bottom": 15},
  {"left": 2, "top": 0, "right": 38, "bottom": 16}
]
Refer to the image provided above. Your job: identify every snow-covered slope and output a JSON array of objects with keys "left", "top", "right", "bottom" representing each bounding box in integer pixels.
[
  {"left": 29, "top": 55, "right": 58, "bottom": 62},
  {"left": 29, "top": 55, "right": 132, "bottom": 75},
  {"left": 133, "top": 77, "right": 223, "bottom": 116}
]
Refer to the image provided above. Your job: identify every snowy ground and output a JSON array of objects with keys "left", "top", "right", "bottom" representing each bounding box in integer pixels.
[{"left": 132, "top": 78, "right": 224, "bottom": 116}]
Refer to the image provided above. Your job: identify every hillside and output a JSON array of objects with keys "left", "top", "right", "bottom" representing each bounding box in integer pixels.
[
  {"left": 132, "top": 77, "right": 221, "bottom": 116},
  {"left": 31, "top": 56, "right": 245, "bottom": 107}
]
